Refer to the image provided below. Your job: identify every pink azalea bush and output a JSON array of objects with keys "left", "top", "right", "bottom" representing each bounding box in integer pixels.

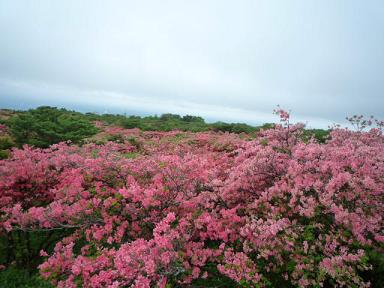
[
  {"left": 0, "top": 124, "right": 7, "bottom": 134},
  {"left": 0, "top": 111, "right": 383, "bottom": 287}
]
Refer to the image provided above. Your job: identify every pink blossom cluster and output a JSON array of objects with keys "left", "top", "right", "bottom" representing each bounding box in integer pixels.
[
  {"left": 0, "top": 111, "right": 383, "bottom": 287},
  {"left": 0, "top": 123, "right": 7, "bottom": 134}
]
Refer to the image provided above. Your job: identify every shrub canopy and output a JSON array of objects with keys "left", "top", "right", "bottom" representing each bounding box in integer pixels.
[{"left": 7, "top": 106, "right": 98, "bottom": 148}]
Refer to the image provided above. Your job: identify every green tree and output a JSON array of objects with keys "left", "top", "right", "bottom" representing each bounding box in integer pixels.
[{"left": 7, "top": 106, "right": 98, "bottom": 148}]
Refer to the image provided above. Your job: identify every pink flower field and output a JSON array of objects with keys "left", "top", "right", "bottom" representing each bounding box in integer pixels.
[{"left": 1, "top": 110, "right": 383, "bottom": 287}]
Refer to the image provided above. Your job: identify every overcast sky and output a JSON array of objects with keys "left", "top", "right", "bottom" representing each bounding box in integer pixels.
[{"left": 0, "top": 0, "right": 383, "bottom": 127}]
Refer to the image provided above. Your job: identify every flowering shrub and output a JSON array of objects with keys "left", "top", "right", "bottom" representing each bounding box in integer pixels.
[
  {"left": 0, "top": 124, "right": 8, "bottom": 135},
  {"left": 0, "top": 111, "right": 383, "bottom": 287}
]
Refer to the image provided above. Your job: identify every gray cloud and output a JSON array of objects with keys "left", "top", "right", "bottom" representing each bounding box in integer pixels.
[{"left": 1, "top": 0, "right": 384, "bottom": 128}]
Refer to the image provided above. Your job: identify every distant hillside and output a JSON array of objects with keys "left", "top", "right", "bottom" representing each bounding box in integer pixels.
[
  {"left": 0, "top": 106, "right": 271, "bottom": 134},
  {"left": 0, "top": 106, "right": 329, "bottom": 158}
]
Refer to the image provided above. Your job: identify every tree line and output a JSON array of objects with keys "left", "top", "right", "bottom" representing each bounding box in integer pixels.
[{"left": 0, "top": 106, "right": 329, "bottom": 156}]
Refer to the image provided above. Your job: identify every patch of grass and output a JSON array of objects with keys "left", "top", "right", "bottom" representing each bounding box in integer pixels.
[{"left": 123, "top": 152, "right": 140, "bottom": 159}]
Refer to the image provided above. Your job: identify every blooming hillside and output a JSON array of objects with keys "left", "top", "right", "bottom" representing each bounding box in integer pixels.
[{"left": 0, "top": 110, "right": 383, "bottom": 287}]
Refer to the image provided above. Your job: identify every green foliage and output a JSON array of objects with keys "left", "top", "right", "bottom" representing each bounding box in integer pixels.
[
  {"left": 105, "top": 133, "right": 125, "bottom": 143},
  {"left": 182, "top": 115, "right": 204, "bottom": 123},
  {"left": 302, "top": 129, "right": 330, "bottom": 143},
  {"left": 0, "top": 230, "right": 71, "bottom": 288},
  {"left": 211, "top": 122, "right": 258, "bottom": 134},
  {"left": 127, "top": 136, "right": 143, "bottom": 150},
  {"left": 0, "top": 266, "right": 53, "bottom": 288},
  {"left": 0, "top": 231, "right": 69, "bottom": 270},
  {"left": 0, "top": 150, "right": 10, "bottom": 159},
  {"left": 117, "top": 113, "right": 263, "bottom": 133},
  {"left": 118, "top": 113, "right": 209, "bottom": 132},
  {"left": 3, "top": 107, "right": 330, "bottom": 145},
  {"left": 7, "top": 106, "right": 98, "bottom": 148},
  {"left": 123, "top": 152, "right": 140, "bottom": 159},
  {"left": 258, "top": 123, "right": 275, "bottom": 130},
  {"left": 0, "top": 135, "right": 15, "bottom": 150},
  {"left": 360, "top": 248, "right": 384, "bottom": 288},
  {"left": 160, "top": 113, "right": 181, "bottom": 121},
  {"left": 119, "top": 115, "right": 142, "bottom": 129},
  {"left": 0, "top": 135, "right": 15, "bottom": 159}
]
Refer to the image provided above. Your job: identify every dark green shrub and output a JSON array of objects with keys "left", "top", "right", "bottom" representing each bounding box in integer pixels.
[
  {"left": 0, "top": 266, "right": 53, "bottom": 288},
  {"left": 7, "top": 106, "right": 98, "bottom": 148},
  {"left": 0, "top": 150, "right": 10, "bottom": 159},
  {"left": 211, "top": 122, "right": 257, "bottom": 134},
  {"left": 0, "top": 135, "right": 15, "bottom": 150}
]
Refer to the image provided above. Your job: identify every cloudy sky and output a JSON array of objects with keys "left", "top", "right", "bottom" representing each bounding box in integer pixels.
[{"left": 0, "top": 0, "right": 383, "bottom": 127}]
